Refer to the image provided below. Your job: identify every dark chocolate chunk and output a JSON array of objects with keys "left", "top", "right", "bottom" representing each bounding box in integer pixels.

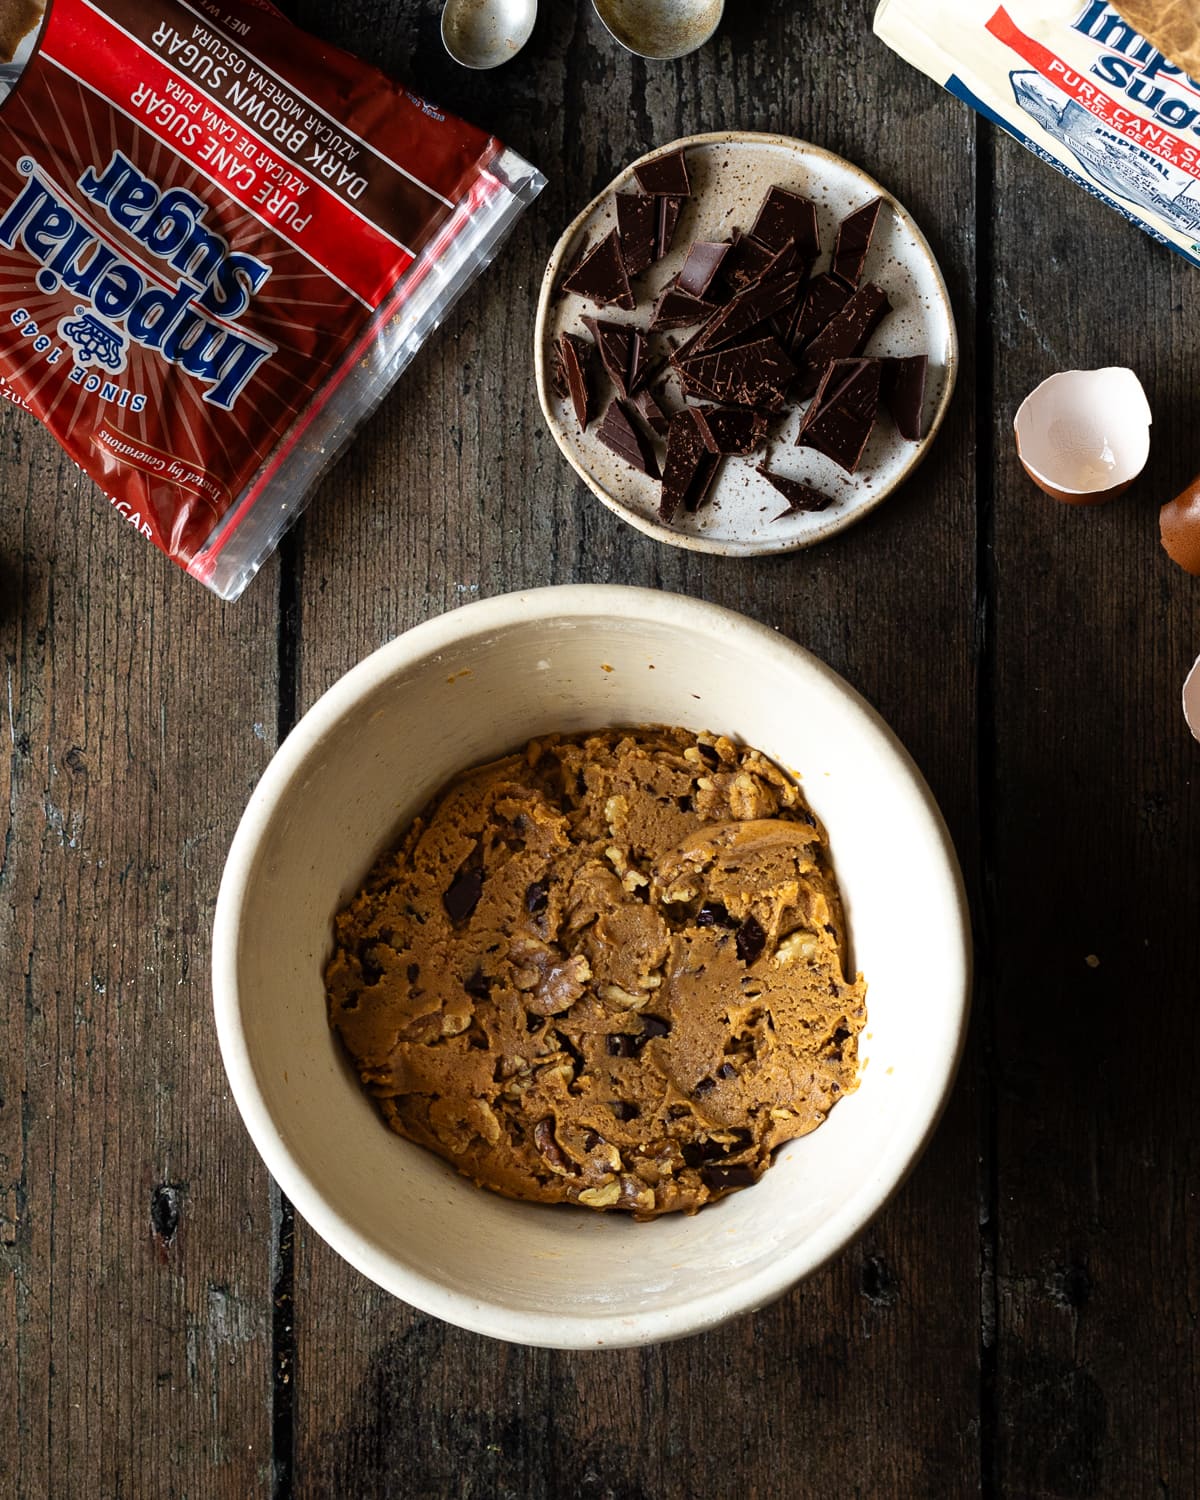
[
  {"left": 716, "top": 1062, "right": 737, "bottom": 1081},
  {"left": 611, "top": 1100, "right": 640, "bottom": 1122},
  {"left": 583, "top": 1129, "right": 602, "bottom": 1152},
  {"left": 649, "top": 282, "right": 718, "bottom": 331},
  {"left": 597, "top": 398, "right": 660, "bottom": 477},
  {"left": 633, "top": 147, "right": 690, "bottom": 197},
  {"left": 720, "top": 231, "right": 777, "bottom": 297},
  {"left": 655, "top": 196, "right": 685, "bottom": 261},
  {"left": 407, "top": 962, "right": 420, "bottom": 983},
  {"left": 797, "top": 358, "right": 880, "bottom": 438},
  {"left": 464, "top": 968, "right": 490, "bottom": 1000},
  {"left": 832, "top": 197, "right": 883, "bottom": 287},
  {"left": 525, "top": 879, "right": 549, "bottom": 915},
  {"left": 614, "top": 192, "right": 657, "bottom": 276},
  {"left": 582, "top": 316, "right": 649, "bottom": 398},
  {"left": 757, "top": 466, "right": 834, "bottom": 519},
  {"left": 682, "top": 1138, "right": 728, "bottom": 1168},
  {"left": 693, "top": 1076, "right": 716, "bottom": 1097},
  {"left": 787, "top": 272, "right": 854, "bottom": 353},
  {"left": 701, "top": 1164, "right": 758, "bottom": 1192},
  {"left": 882, "top": 353, "right": 928, "bottom": 441},
  {"left": 555, "top": 333, "right": 594, "bottom": 430},
  {"left": 689, "top": 265, "right": 805, "bottom": 355},
  {"left": 696, "top": 901, "right": 734, "bottom": 928},
  {"left": 796, "top": 283, "right": 890, "bottom": 398},
  {"left": 751, "top": 186, "right": 820, "bottom": 260},
  {"left": 678, "top": 240, "right": 731, "bottom": 299},
  {"left": 631, "top": 386, "right": 670, "bottom": 438},
  {"left": 607, "top": 1033, "right": 638, "bottom": 1058},
  {"left": 443, "top": 867, "right": 484, "bottom": 925},
  {"left": 660, "top": 408, "right": 720, "bottom": 523},
  {"left": 735, "top": 913, "right": 766, "bottom": 964},
  {"left": 561, "top": 228, "right": 634, "bottom": 310},
  {"left": 696, "top": 407, "right": 768, "bottom": 456},
  {"left": 797, "top": 359, "right": 882, "bottom": 473},
  {"left": 641, "top": 1014, "right": 671, "bottom": 1040},
  {"left": 679, "top": 335, "right": 796, "bottom": 411}
]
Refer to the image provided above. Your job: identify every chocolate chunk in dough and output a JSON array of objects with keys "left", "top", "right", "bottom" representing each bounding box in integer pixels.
[
  {"left": 795, "top": 283, "right": 890, "bottom": 398},
  {"left": 882, "top": 353, "right": 928, "bottom": 441},
  {"left": 751, "top": 186, "right": 820, "bottom": 261},
  {"left": 444, "top": 866, "right": 484, "bottom": 924},
  {"left": 677, "top": 240, "right": 731, "bottom": 299},
  {"left": 582, "top": 316, "right": 649, "bottom": 398},
  {"left": 615, "top": 192, "right": 657, "bottom": 276},
  {"left": 561, "top": 229, "right": 635, "bottom": 310},
  {"left": 650, "top": 282, "right": 718, "bottom": 331},
  {"left": 696, "top": 407, "right": 768, "bottom": 457},
  {"left": 633, "top": 147, "right": 691, "bottom": 197},
  {"left": 326, "top": 728, "right": 868, "bottom": 1220},
  {"left": 554, "top": 333, "right": 594, "bottom": 430},
  {"left": 831, "top": 197, "right": 883, "bottom": 287},
  {"left": 758, "top": 466, "right": 835, "bottom": 520},
  {"left": 597, "top": 398, "right": 661, "bottom": 477},
  {"left": 660, "top": 408, "right": 719, "bottom": 522}
]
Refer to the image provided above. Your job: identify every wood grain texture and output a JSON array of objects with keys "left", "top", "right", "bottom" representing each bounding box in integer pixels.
[
  {"left": 290, "top": 4, "right": 982, "bottom": 1497},
  {"left": 0, "top": 416, "right": 278, "bottom": 1492},
  {"left": 987, "top": 124, "right": 1200, "bottom": 1498}
]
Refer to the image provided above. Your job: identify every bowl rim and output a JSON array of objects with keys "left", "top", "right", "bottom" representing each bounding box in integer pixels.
[
  {"left": 534, "top": 131, "right": 960, "bottom": 557},
  {"left": 212, "top": 584, "right": 972, "bottom": 1347}
]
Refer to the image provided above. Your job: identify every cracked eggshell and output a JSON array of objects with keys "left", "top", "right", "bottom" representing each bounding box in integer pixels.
[
  {"left": 1013, "top": 368, "right": 1151, "bottom": 505},
  {"left": 1185, "top": 656, "right": 1200, "bottom": 743},
  {"left": 1159, "top": 474, "right": 1200, "bottom": 575}
]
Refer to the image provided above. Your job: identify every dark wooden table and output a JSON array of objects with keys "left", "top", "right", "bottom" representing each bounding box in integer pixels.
[{"left": 2, "top": 1, "right": 1198, "bottom": 1495}]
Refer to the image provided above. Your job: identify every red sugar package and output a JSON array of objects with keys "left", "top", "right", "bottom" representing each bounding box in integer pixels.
[{"left": 0, "top": 0, "right": 543, "bottom": 598}]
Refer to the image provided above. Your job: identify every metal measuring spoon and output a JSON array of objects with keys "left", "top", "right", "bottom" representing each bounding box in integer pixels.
[
  {"left": 591, "top": 0, "right": 723, "bottom": 60},
  {"left": 440, "top": 0, "right": 537, "bottom": 69}
]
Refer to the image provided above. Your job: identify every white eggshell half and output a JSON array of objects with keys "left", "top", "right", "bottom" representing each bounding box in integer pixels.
[
  {"left": 1013, "top": 368, "right": 1151, "bottom": 499},
  {"left": 1184, "top": 654, "right": 1200, "bottom": 743}
]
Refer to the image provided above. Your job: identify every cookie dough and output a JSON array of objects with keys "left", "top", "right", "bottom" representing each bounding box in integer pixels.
[{"left": 325, "top": 728, "right": 867, "bottom": 1219}]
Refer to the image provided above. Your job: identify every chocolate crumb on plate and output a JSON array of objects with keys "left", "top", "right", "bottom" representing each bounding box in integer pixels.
[
  {"left": 597, "top": 398, "right": 661, "bottom": 477},
  {"left": 561, "top": 228, "right": 635, "bottom": 310}
]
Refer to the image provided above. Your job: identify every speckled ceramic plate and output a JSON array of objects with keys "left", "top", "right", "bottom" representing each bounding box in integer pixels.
[{"left": 534, "top": 132, "right": 958, "bottom": 555}]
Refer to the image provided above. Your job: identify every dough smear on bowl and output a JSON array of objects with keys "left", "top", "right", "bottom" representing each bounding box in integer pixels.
[{"left": 325, "top": 728, "right": 867, "bottom": 1219}]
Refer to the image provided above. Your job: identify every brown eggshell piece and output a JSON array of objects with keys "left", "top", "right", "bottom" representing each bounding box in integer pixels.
[{"left": 1160, "top": 475, "right": 1200, "bottom": 576}]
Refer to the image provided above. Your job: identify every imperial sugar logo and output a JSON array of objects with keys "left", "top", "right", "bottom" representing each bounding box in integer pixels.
[
  {"left": 1073, "top": 1, "right": 1200, "bottom": 137},
  {"left": 0, "top": 151, "right": 276, "bottom": 409}
]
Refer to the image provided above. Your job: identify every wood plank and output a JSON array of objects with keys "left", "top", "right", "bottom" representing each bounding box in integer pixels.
[
  {"left": 0, "top": 414, "right": 278, "bottom": 1494},
  {"left": 290, "top": 4, "right": 982, "bottom": 1495},
  {"left": 987, "top": 126, "right": 1200, "bottom": 1495}
]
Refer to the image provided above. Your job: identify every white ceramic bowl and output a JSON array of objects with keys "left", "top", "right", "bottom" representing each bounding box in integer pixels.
[{"left": 213, "top": 586, "right": 970, "bottom": 1348}]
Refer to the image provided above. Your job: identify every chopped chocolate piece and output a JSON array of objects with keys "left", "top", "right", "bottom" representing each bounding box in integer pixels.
[
  {"left": 633, "top": 147, "right": 690, "bottom": 197},
  {"left": 797, "top": 357, "right": 881, "bottom": 438},
  {"left": 797, "top": 359, "right": 882, "bottom": 473},
  {"left": 561, "top": 229, "right": 635, "bottom": 310},
  {"left": 443, "top": 867, "right": 484, "bottom": 925},
  {"left": 555, "top": 333, "right": 594, "bottom": 430},
  {"left": 611, "top": 1100, "right": 640, "bottom": 1122},
  {"left": 787, "top": 272, "right": 854, "bottom": 353},
  {"left": 614, "top": 192, "right": 657, "bottom": 276},
  {"left": 690, "top": 265, "right": 805, "bottom": 354},
  {"left": 696, "top": 407, "right": 768, "bottom": 456},
  {"left": 660, "top": 408, "right": 720, "bottom": 522},
  {"left": 720, "top": 231, "right": 777, "bottom": 297},
  {"left": 679, "top": 335, "right": 796, "bottom": 411},
  {"left": 525, "top": 879, "right": 549, "bottom": 915},
  {"left": 796, "top": 283, "right": 890, "bottom": 398},
  {"left": 655, "top": 196, "right": 685, "bottom": 261},
  {"left": 735, "top": 913, "right": 766, "bottom": 964},
  {"left": 631, "top": 386, "right": 670, "bottom": 438},
  {"left": 640, "top": 1014, "right": 671, "bottom": 1040},
  {"left": 701, "top": 1164, "right": 758, "bottom": 1192},
  {"left": 751, "top": 186, "right": 820, "bottom": 260},
  {"left": 882, "top": 353, "right": 928, "bottom": 441},
  {"left": 832, "top": 197, "right": 883, "bottom": 287},
  {"left": 678, "top": 240, "right": 731, "bottom": 299},
  {"left": 757, "top": 466, "right": 835, "bottom": 518},
  {"left": 597, "top": 398, "right": 660, "bottom": 477},
  {"left": 649, "top": 282, "right": 718, "bottom": 331},
  {"left": 582, "top": 317, "right": 649, "bottom": 398}
]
